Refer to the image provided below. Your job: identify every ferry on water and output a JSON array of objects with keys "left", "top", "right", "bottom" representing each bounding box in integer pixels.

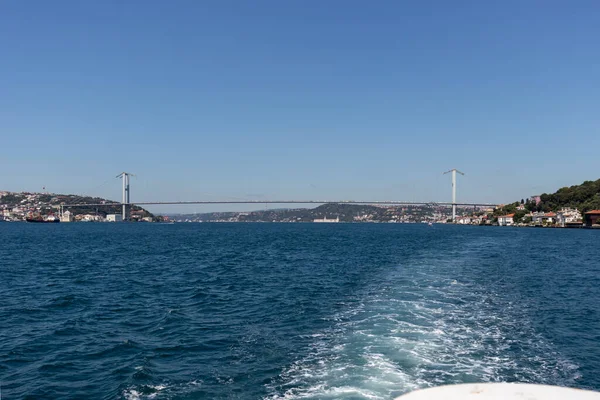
[{"left": 25, "top": 213, "right": 60, "bottom": 223}]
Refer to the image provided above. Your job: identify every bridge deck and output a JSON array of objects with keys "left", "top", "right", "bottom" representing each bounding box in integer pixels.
[{"left": 60, "top": 200, "right": 497, "bottom": 207}]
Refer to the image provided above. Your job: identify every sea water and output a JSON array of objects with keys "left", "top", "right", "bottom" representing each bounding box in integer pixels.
[{"left": 1, "top": 223, "right": 599, "bottom": 399}]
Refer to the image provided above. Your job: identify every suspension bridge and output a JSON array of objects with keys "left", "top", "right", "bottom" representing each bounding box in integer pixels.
[{"left": 60, "top": 171, "right": 499, "bottom": 221}]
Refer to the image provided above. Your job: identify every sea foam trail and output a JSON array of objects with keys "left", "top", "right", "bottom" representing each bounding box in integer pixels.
[{"left": 265, "top": 254, "right": 580, "bottom": 400}]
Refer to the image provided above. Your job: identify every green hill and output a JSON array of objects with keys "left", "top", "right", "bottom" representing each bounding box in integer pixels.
[
  {"left": 171, "top": 203, "right": 447, "bottom": 223},
  {"left": 496, "top": 179, "right": 600, "bottom": 221},
  {"left": 535, "top": 179, "right": 600, "bottom": 213}
]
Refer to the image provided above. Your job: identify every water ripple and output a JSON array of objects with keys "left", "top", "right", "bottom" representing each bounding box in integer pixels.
[{"left": 1, "top": 223, "right": 599, "bottom": 399}]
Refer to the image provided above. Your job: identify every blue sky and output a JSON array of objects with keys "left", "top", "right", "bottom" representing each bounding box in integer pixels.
[{"left": 2, "top": 1, "right": 599, "bottom": 213}]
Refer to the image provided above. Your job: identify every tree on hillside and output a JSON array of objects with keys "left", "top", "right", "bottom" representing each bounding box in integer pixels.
[
  {"left": 500, "top": 202, "right": 519, "bottom": 215},
  {"left": 0, "top": 193, "right": 24, "bottom": 205},
  {"left": 525, "top": 200, "right": 537, "bottom": 212},
  {"left": 513, "top": 210, "right": 527, "bottom": 224},
  {"left": 581, "top": 194, "right": 600, "bottom": 213}
]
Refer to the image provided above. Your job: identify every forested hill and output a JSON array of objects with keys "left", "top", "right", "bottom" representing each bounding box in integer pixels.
[
  {"left": 499, "top": 179, "right": 600, "bottom": 216},
  {"left": 171, "top": 203, "right": 444, "bottom": 223},
  {"left": 538, "top": 179, "right": 600, "bottom": 212}
]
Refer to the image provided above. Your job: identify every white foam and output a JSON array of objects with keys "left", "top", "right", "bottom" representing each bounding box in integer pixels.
[
  {"left": 123, "top": 389, "right": 141, "bottom": 400},
  {"left": 122, "top": 383, "right": 168, "bottom": 400},
  {"left": 265, "top": 256, "right": 581, "bottom": 399}
]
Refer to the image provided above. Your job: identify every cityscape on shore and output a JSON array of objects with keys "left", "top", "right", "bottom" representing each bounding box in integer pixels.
[
  {"left": 0, "top": 191, "right": 163, "bottom": 223},
  {"left": 168, "top": 201, "right": 600, "bottom": 227},
  {"left": 2, "top": 177, "right": 600, "bottom": 227}
]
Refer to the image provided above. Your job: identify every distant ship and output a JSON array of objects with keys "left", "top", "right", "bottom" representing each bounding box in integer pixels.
[
  {"left": 313, "top": 216, "right": 340, "bottom": 223},
  {"left": 25, "top": 214, "right": 60, "bottom": 223}
]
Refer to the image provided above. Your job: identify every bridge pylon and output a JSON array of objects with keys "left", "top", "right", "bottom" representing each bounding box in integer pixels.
[
  {"left": 116, "top": 172, "right": 134, "bottom": 221},
  {"left": 443, "top": 169, "right": 465, "bottom": 223}
]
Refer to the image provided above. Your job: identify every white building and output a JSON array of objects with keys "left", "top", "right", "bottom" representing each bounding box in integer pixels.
[
  {"left": 106, "top": 214, "right": 123, "bottom": 222},
  {"left": 498, "top": 214, "right": 514, "bottom": 226},
  {"left": 60, "top": 210, "right": 74, "bottom": 222},
  {"left": 531, "top": 211, "right": 557, "bottom": 225},
  {"left": 81, "top": 214, "right": 103, "bottom": 222},
  {"left": 471, "top": 216, "right": 483, "bottom": 225},
  {"left": 314, "top": 216, "right": 340, "bottom": 223},
  {"left": 456, "top": 216, "right": 472, "bottom": 225},
  {"left": 556, "top": 208, "right": 582, "bottom": 226},
  {"left": 531, "top": 211, "right": 544, "bottom": 224}
]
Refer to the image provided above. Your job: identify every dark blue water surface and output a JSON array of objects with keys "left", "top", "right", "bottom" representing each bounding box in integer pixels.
[{"left": 1, "top": 223, "right": 599, "bottom": 399}]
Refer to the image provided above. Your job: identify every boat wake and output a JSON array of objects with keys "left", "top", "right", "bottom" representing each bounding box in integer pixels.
[{"left": 265, "top": 264, "right": 580, "bottom": 399}]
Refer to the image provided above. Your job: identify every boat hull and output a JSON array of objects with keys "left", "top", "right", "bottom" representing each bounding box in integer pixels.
[{"left": 25, "top": 218, "right": 60, "bottom": 223}]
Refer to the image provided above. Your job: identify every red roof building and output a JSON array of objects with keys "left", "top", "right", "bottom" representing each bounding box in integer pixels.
[{"left": 584, "top": 210, "right": 600, "bottom": 226}]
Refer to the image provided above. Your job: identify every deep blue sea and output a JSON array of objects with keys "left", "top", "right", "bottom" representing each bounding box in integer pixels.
[{"left": 1, "top": 223, "right": 599, "bottom": 399}]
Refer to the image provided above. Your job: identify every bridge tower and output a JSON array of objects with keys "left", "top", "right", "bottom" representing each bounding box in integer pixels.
[
  {"left": 443, "top": 169, "right": 464, "bottom": 223},
  {"left": 116, "top": 172, "right": 134, "bottom": 221}
]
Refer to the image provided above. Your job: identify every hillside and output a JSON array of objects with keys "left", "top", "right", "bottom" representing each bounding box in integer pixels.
[
  {"left": 0, "top": 191, "right": 154, "bottom": 218},
  {"left": 495, "top": 178, "right": 600, "bottom": 221},
  {"left": 535, "top": 179, "right": 600, "bottom": 213},
  {"left": 170, "top": 203, "right": 460, "bottom": 223}
]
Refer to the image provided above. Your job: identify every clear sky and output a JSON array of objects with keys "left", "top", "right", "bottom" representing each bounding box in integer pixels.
[{"left": 2, "top": 1, "right": 599, "bottom": 213}]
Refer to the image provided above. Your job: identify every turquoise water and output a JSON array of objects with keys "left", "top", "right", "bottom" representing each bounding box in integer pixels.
[{"left": 1, "top": 223, "right": 599, "bottom": 399}]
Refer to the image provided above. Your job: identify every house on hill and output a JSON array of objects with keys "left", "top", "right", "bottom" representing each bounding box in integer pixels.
[{"left": 530, "top": 195, "right": 541, "bottom": 205}]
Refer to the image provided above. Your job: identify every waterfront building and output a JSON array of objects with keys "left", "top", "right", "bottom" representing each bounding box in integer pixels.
[
  {"left": 60, "top": 210, "right": 74, "bottom": 222},
  {"left": 314, "top": 216, "right": 340, "bottom": 223},
  {"left": 556, "top": 208, "right": 582, "bottom": 227},
  {"left": 544, "top": 212, "right": 556, "bottom": 224},
  {"left": 106, "top": 214, "right": 123, "bottom": 222},
  {"left": 584, "top": 210, "right": 600, "bottom": 227},
  {"left": 498, "top": 214, "right": 515, "bottom": 226},
  {"left": 456, "top": 216, "right": 472, "bottom": 225}
]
